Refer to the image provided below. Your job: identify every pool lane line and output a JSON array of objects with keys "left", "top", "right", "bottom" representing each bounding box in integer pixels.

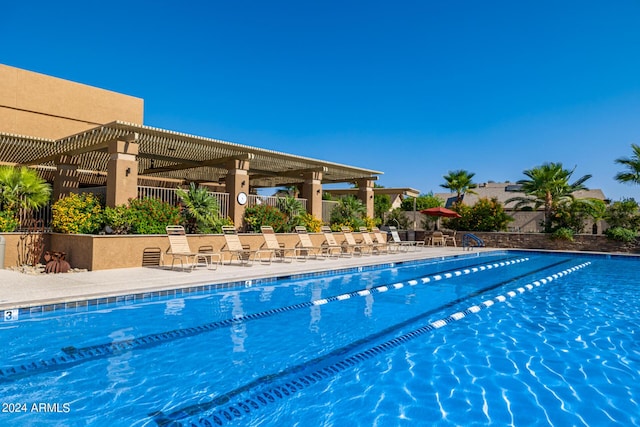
[
  {"left": 0, "top": 256, "right": 529, "bottom": 384},
  {"left": 151, "top": 258, "right": 582, "bottom": 426},
  {"left": 0, "top": 256, "right": 527, "bottom": 384}
]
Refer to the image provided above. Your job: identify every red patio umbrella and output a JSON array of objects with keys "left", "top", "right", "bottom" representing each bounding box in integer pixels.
[{"left": 419, "top": 207, "right": 461, "bottom": 230}]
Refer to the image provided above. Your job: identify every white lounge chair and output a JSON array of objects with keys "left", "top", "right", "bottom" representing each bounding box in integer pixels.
[
  {"left": 320, "top": 226, "right": 351, "bottom": 258},
  {"left": 294, "top": 226, "right": 327, "bottom": 260},
  {"left": 222, "top": 226, "right": 273, "bottom": 265},
  {"left": 387, "top": 226, "right": 425, "bottom": 251},
  {"left": 260, "top": 226, "right": 295, "bottom": 262},
  {"left": 166, "top": 225, "right": 220, "bottom": 271},
  {"left": 358, "top": 227, "right": 388, "bottom": 254},
  {"left": 341, "top": 226, "right": 372, "bottom": 255}
]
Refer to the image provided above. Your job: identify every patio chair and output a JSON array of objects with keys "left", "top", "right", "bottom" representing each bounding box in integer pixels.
[
  {"left": 260, "top": 226, "right": 295, "bottom": 263},
  {"left": 165, "top": 225, "right": 220, "bottom": 271},
  {"left": 444, "top": 230, "right": 457, "bottom": 247},
  {"left": 221, "top": 226, "right": 273, "bottom": 265},
  {"left": 358, "top": 227, "right": 388, "bottom": 254},
  {"left": 371, "top": 227, "right": 400, "bottom": 253},
  {"left": 388, "top": 226, "right": 425, "bottom": 251},
  {"left": 429, "top": 231, "right": 446, "bottom": 246},
  {"left": 320, "top": 226, "right": 352, "bottom": 257},
  {"left": 341, "top": 226, "right": 372, "bottom": 255}
]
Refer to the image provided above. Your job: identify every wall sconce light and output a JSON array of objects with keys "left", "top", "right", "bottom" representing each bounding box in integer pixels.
[
  {"left": 370, "top": 194, "right": 374, "bottom": 199},
  {"left": 241, "top": 180, "right": 246, "bottom": 187},
  {"left": 316, "top": 189, "right": 321, "bottom": 195},
  {"left": 126, "top": 167, "right": 131, "bottom": 177}
]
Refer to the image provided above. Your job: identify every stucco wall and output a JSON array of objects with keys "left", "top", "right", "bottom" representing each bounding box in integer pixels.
[
  {"left": 1, "top": 232, "right": 346, "bottom": 271},
  {"left": 414, "top": 230, "right": 639, "bottom": 253},
  {"left": 0, "top": 64, "right": 144, "bottom": 139},
  {"left": 0, "top": 233, "right": 24, "bottom": 268},
  {"left": 3, "top": 231, "right": 636, "bottom": 271}
]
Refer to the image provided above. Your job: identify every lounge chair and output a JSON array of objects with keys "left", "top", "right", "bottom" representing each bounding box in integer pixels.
[
  {"left": 387, "top": 226, "right": 425, "bottom": 251},
  {"left": 260, "top": 226, "right": 295, "bottom": 263},
  {"left": 429, "top": 231, "right": 445, "bottom": 246},
  {"left": 320, "top": 226, "right": 352, "bottom": 257},
  {"left": 165, "top": 225, "right": 220, "bottom": 271},
  {"left": 371, "top": 227, "right": 400, "bottom": 253},
  {"left": 358, "top": 227, "right": 388, "bottom": 254},
  {"left": 341, "top": 226, "right": 372, "bottom": 255},
  {"left": 221, "top": 226, "right": 273, "bottom": 265},
  {"left": 294, "top": 226, "right": 327, "bottom": 260},
  {"left": 444, "top": 230, "right": 457, "bottom": 247}
]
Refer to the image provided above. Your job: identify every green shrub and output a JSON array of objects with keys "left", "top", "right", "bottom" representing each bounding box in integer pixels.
[
  {"left": 0, "top": 210, "right": 19, "bottom": 232},
  {"left": 244, "top": 204, "right": 289, "bottom": 232},
  {"left": 126, "top": 198, "right": 182, "bottom": 234},
  {"left": 384, "top": 208, "right": 410, "bottom": 229},
  {"left": 605, "top": 226, "right": 638, "bottom": 243},
  {"left": 103, "top": 205, "right": 132, "bottom": 234},
  {"left": 551, "top": 227, "right": 574, "bottom": 241},
  {"left": 330, "top": 196, "right": 366, "bottom": 231},
  {"left": 51, "top": 193, "right": 104, "bottom": 234},
  {"left": 446, "top": 198, "right": 513, "bottom": 232},
  {"left": 605, "top": 199, "right": 640, "bottom": 231}
]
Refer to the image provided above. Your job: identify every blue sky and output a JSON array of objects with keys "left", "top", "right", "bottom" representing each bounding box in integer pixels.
[{"left": 2, "top": 1, "right": 640, "bottom": 200}]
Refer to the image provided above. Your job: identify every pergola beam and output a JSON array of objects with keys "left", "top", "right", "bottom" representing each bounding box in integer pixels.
[{"left": 138, "top": 153, "right": 254, "bottom": 176}]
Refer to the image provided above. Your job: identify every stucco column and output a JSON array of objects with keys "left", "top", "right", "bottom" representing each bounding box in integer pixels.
[
  {"left": 301, "top": 170, "right": 323, "bottom": 219},
  {"left": 357, "top": 178, "right": 375, "bottom": 218},
  {"left": 106, "top": 135, "right": 139, "bottom": 207},
  {"left": 53, "top": 155, "right": 80, "bottom": 201},
  {"left": 225, "top": 158, "right": 250, "bottom": 229}
]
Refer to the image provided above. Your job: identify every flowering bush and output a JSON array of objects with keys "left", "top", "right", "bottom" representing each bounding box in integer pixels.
[
  {"left": 362, "top": 216, "right": 377, "bottom": 231},
  {"left": 51, "top": 193, "right": 104, "bottom": 234},
  {"left": 0, "top": 210, "right": 19, "bottom": 232},
  {"left": 295, "top": 212, "right": 323, "bottom": 232}
]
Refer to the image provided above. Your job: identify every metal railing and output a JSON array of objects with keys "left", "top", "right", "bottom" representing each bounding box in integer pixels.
[
  {"left": 18, "top": 204, "right": 53, "bottom": 230},
  {"left": 247, "top": 194, "right": 307, "bottom": 216},
  {"left": 137, "top": 186, "right": 229, "bottom": 219}
]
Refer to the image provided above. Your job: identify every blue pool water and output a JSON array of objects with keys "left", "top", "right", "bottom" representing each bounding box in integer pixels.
[{"left": 1, "top": 251, "right": 639, "bottom": 426}]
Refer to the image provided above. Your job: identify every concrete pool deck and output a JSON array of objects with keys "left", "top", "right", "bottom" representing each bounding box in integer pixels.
[{"left": 0, "top": 246, "right": 491, "bottom": 311}]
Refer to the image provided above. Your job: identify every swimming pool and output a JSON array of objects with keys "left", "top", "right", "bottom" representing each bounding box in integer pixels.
[{"left": 1, "top": 251, "right": 639, "bottom": 426}]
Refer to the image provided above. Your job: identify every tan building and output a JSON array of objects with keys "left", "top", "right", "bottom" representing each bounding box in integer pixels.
[{"left": 0, "top": 64, "right": 381, "bottom": 226}]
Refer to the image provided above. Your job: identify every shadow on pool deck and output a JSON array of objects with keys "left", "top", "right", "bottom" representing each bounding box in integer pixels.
[{"left": 0, "top": 246, "right": 491, "bottom": 311}]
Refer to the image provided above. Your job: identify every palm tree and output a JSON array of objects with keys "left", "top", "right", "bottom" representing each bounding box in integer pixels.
[
  {"left": 0, "top": 165, "right": 51, "bottom": 214},
  {"left": 506, "top": 162, "right": 592, "bottom": 233},
  {"left": 440, "top": 170, "right": 477, "bottom": 204},
  {"left": 614, "top": 143, "right": 640, "bottom": 185},
  {"left": 176, "top": 183, "right": 221, "bottom": 234}
]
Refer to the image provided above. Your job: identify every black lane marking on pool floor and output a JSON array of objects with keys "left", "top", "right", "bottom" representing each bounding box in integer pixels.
[
  {"left": 0, "top": 256, "right": 527, "bottom": 384},
  {"left": 151, "top": 259, "right": 584, "bottom": 427}
]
